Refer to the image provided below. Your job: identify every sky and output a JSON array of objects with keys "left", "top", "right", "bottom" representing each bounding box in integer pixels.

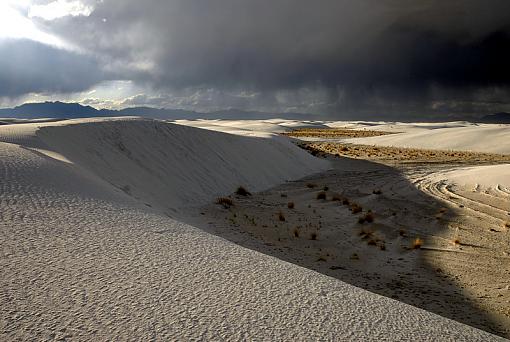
[{"left": 1, "top": 0, "right": 510, "bottom": 119}]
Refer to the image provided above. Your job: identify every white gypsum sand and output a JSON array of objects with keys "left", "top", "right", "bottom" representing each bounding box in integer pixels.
[{"left": 0, "top": 117, "right": 503, "bottom": 340}]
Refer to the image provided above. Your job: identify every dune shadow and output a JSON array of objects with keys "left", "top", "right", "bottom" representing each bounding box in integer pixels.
[{"left": 187, "top": 156, "right": 508, "bottom": 338}]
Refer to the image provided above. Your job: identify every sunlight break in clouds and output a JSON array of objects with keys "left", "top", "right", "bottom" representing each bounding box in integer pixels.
[
  {"left": 0, "top": 1, "right": 64, "bottom": 47},
  {"left": 29, "top": 0, "right": 94, "bottom": 21}
]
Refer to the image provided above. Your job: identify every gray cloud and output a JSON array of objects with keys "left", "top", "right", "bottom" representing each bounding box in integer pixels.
[
  {"left": 8, "top": 0, "right": 510, "bottom": 117},
  {"left": 0, "top": 39, "right": 105, "bottom": 97}
]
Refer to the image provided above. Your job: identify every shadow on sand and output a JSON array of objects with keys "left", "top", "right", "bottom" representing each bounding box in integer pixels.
[{"left": 189, "top": 156, "right": 507, "bottom": 338}]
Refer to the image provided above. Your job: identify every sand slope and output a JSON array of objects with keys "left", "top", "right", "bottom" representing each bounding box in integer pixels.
[{"left": 0, "top": 118, "right": 503, "bottom": 340}]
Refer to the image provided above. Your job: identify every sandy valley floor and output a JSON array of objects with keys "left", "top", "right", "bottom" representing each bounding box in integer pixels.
[{"left": 188, "top": 141, "right": 510, "bottom": 338}]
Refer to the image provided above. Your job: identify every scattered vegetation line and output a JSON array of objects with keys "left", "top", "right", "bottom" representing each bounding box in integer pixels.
[
  {"left": 282, "top": 128, "right": 394, "bottom": 138},
  {"left": 216, "top": 197, "right": 233, "bottom": 208},
  {"left": 298, "top": 142, "right": 510, "bottom": 164}
]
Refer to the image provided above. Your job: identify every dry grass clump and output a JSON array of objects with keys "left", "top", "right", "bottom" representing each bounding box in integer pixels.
[
  {"left": 287, "top": 202, "right": 295, "bottom": 209},
  {"left": 372, "top": 189, "right": 382, "bottom": 195},
  {"left": 310, "top": 232, "right": 318, "bottom": 240},
  {"left": 235, "top": 186, "right": 251, "bottom": 196},
  {"left": 278, "top": 211, "right": 286, "bottom": 222},
  {"left": 293, "top": 228, "right": 300, "bottom": 238},
  {"left": 323, "top": 186, "right": 329, "bottom": 191},
  {"left": 331, "top": 193, "right": 342, "bottom": 201},
  {"left": 350, "top": 203, "right": 362, "bottom": 214},
  {"left": 306, "top": 183, "right": 317, "bottom": 188},
  {"left": 316, "top": 191, "right": 327, "bottom": 200},
  {"left": 342, "top": 198, "right": 350, "bottom": 205},
  {"left": 504, "top": 222, "right": 510, "bottom": 230},
  {"left": 216, "top": 197, "right": 233, "bottom": 208},
  {"left": 358, "top": 211, "right": 374, "bottom": 224},
  {"left": 411, "top": 237, "right": 423, "bottom": 249},
  {"left": 359, "top": 228, "right": 385, "bottom": 250}
]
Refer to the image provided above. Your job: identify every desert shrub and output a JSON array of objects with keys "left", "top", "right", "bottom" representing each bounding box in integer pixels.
[
  {"left": 351, "top": 203, "right": 362, "bottom": 214},
  {"left": 278, "top": 211, "right": 286, "bottom": 222},
  {"left": 310, "top": 232, "right": 318, "bottom": 240},
  {"left": 364, "top": 212, "right": 374, "bottom": 223},
  {"left": 316, "top": 191, "right": 327, "bottom": 200},
  {"left": 287, "top": 202, "right": 295, "bottom": 209},
  {"left": 293, "top": 228, "right": 300, "bottom": 238},
  {"left": 306, "top": 183, "right": 317, "bottom": 188},
  {"left": 342, "top": 198, "right": 350, "bottom": 205},
  {"left": 323, "top": 186, "right": 329, "bottom": 191},
  {"left": 331, "top": 193, "right": 342, "bottom": 201},
  {"left": 372, "top": 189, "right": 382, "bottom": 195},
  {"left": 216, "top": 197, "right": 233, "bottom": 208},
  {"left": 412, "top": 237, "right": 423, "bottom": 249},
  {"left": 235, "top": 186, "right": 251, "bottom": 196}
]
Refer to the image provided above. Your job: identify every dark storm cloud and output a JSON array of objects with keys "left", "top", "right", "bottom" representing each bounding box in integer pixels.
[
  {"left": 0, "top": 39, "right": 104, "bottom": 97},
  {"left": 12, "top": 0, "right": 510, "bottom": 116}
]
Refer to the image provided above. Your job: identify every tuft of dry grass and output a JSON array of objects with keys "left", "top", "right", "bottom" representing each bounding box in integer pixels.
[
  {"left": 350, "top": 253, "right": 359, "bottom": 260},
  {"left": 310, "top": 232, "right": 318, "bottom": 240},
  {"left": 372, "top": 189, "right": 382, "bottom": 195},
  {"left": 504, "top": 222, "right": 510, "bottom": 230},
  {"left": 358, "top": 211, "right": 374, "bottom": 224},
  {"left": 293, "top": 228, "right": 300, "bottom": 238},
  {"left": 235, "top": 186, "right": 251, "bottom": 196},
  {"left": 323, "top": 186, "right": 329, "bottom": 191},
  {"left": 412, "top": 237, "right": 423, "bottom": 249},
  {"left": 342, "top": 198, "right": 350, "bottom": 205},
  {"left": 350, "top": 203, "right": 362, "bottom": 214},
  {"left": 216, "top": 197, "right": 233, "bottom": 208},
  {"left": 316, "top": 191, "right": 327, "bottom": 200},
  {"left": 287, "top": 202, "right": 295, "bottom": 209},
  {"left": 306, "top": 183, "right": 317, "bottom": 188},
  {"left": 278, "top": 211, "right": 286, "bottom": 222},
  {"left": 331, "top": 193, "right": 342, "bottom": 201}
]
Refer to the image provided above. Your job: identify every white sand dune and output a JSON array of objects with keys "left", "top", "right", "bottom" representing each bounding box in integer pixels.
[
  {"left": 343, "top": 123, "right": 510, "bottom": 155},
  {"left": 0, "top": 117, "right": 501, "bottom": 340}
]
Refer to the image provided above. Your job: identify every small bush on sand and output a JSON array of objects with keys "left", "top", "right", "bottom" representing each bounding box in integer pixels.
[
  {"left": 287, "top": 202, "right": 295, "bottom": 209},
  {"left": 412, "top": 237, "right": 423, "bottom": 249},
  {"left": 331, "top": 193, "right": 342, "bottom": 201},
  {"left": 316, "top": 191, "right": 327, "bottom": 200},
  {"left": 351, "top": 203, "right": 362, "bottom": 214},
  {"left": 372, "top": 189, "right": 382, "bottom": 195},
  {"left": 293, "top": 228, "right": 300, "bottom": 238},
  {"left": 358, "top": 212, "right": 374, "bottom": 224},
  {"left": 323, "top": 186, "right": 329, "bottom": 191},
  {"left": 278, "top": 211, "right": 286, "bottom": 222},
  {"left": 310, "top": 232, "right": 318, "bottom": 240},
  {"left": 235, "top": 186, "right": 251, "bottom": 196},
  {"left": 342, "top": 198, "right": 350, "bottom": 205},
  {"left": 504, "top": 222, "right": 510, "bottom": 230},
  {"left": 216, "top": 197, "right": 233, "bottom": 208},
  {"left": 306, "top": 183, "right": 317, "bottom": 188}
]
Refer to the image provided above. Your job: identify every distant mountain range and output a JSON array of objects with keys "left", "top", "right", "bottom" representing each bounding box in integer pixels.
[
  {"left": 478, "top": 112, "right": 510, "bottom": 123},
  {"left": 0, "top": 101, "right": 315, "bottom": 120}
]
